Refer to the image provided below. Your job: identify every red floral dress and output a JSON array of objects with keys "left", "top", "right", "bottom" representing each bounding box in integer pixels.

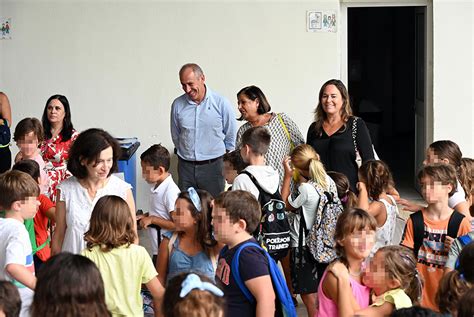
[{"left": 41, "top": 130, "right": 79, "bottom": 202}]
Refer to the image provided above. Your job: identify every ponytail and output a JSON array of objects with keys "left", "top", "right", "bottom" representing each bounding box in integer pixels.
[{"left": 308, "top": 158, "right": 328, "bottom": 190}]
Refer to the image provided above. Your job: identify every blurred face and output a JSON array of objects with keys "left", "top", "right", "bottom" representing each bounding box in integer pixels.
[
  {"left": 237, "top": 94, "right": 259, "bottom": 121},
  {"left": 172, "top": 198, "right": 197, "bottom": 232},
  {"left": 339, "top": 228, "right": 376, "bottom": 260},
  {"left": 362, "top": 250, "right": 392, "bottom": 295},
  {"left": 321, "top": 84, "right": 344, "bottom": 116},
  {"left": 46, "top": 99, "right": 66, "bottom": 125},
  {"left": 420, "top": 175, "right": 452, "bottom": 203},
  {"left": 180, "top": 68, "right": 206, "bottom": 103},
  {"left": 423, "top": 148, "right": 448, "bottom": 165},
  {"left": 212, "top": 204, "right": 238, "bottom": 244},
  {"left": 223, "top": 161, "right": 238, "bottom": 184},
  {"left": 16, "top": 131, "right": 39, "bottom": 159},
  {"left": 141, "top": 161, "right": 162, "bottom": 184},
  {"left": 83, "top": 146, "right": 114, "bottom": 180},
  {"left": 19, "top": 196, "right": 40, "bottom": 220}
]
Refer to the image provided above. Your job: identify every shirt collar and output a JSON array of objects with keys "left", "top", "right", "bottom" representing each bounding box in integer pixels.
[{"left": 185, "top": 85, "right": 210, "bottom": 105}]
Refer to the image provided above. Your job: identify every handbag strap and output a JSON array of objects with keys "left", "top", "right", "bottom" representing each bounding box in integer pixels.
[
  {"left": 351, "top": 116, "right": 359, "bottom": 153},
  {"left": 298, "top": 210, "right": 307, "bottom": 262},
  {"left": 277, "top": 113, "right": 295, "bottom": 150}
]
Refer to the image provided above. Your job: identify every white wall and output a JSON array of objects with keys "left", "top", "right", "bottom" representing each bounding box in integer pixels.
[
  {"left": 433, "top": 0, "right": 474, "bottom": 156},
  {"left": 0, "top": 0, "right": 341, "bottom": 208}
]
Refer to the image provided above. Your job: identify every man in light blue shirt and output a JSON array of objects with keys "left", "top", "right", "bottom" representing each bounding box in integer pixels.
[{"left": 170, "top": 63, "right": 237, "bottom": 197}]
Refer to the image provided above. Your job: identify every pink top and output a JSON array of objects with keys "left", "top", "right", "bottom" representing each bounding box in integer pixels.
[
  {"left": 316, "top": 269, "right": 370, "bottom": 317},
  {"left": 32, "top": 153, "right": 49, "bottom": 195}
]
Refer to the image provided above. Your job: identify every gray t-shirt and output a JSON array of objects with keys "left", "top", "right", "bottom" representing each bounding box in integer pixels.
[{"left": 445, "top": 231, "right": 474, "bottom": 269}]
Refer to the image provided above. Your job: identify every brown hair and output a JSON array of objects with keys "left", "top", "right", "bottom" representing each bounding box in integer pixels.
[
  {"left": 459, "top": 157, "right": 473, "bottom": 201},
  {"left": 214, "top": 190, "right": 261, "bottom": 234},
  {"left": 84, "top": 195, "right": 136, "bottom": 252},
  {"left": 458, "top": 288, "right": 474, "bottom": 317},
  {"left": 327, "top": 171, "right": 357, "bottom": 209},
  {"left": 436, "top": 270, "right": 469, "bottom": 315},
  {"left": 313, "top": 79, "right": 353, "bottom": 135},
  {"left": 358, "top": 160, "right": 395, "bottom": 200},
  {"left": 0, "top": 281, "right": 21, "bottom": 317},
  {"left": 32, "top": 253, "right": 110, "bottom": 317},
  {"left": 162, "top": 272, "right": 225, "bottom": 317},
  {"left": 177, "top": 189, "right": 216, "bottom": 257},
  {"left": 0, "top": 170, "right": 39, "bottom": 210},
  {"left": 12, "top": 159, "right": 41, "bottom": 182},
  {"left": 418, "top": 163, "right": 457, "bottom": 196},
  {"left": 236, "top": 85, "right": 272, "bottom": 121},
  {"left": 241, "top": 126, "right": 271, "bottom": 156},
  {"left": 13, "top": 117, "right": 44, "bottom": 143},
  {"left": 223, "top": 150, "right": 247, "bottom": 173},
  {"left": 334, "top": 208, "right": 377, "bottom": 263},
  {"left": 140, "top": 144, "right": 171, "bottom": 171},
  {"left": 378, "top": 246, "right": 423, "bottom": 305},
  {"left": 429, "top": 140, "right": 470, "bottom": 198},
  {"left": 67, "top": 128, "right": 121, "bottom": 179},
  {"left": 291, "top": 144, "right": 328, "bottom": 190}
]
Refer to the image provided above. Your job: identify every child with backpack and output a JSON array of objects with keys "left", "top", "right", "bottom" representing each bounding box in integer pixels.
[
  {"left": 317, "top": 208, "right": 377, "bottom": 317},
  {"left": 232, "top": 126, "right": 290, "bottom": 261},
  {"left": 357, "top": 160, "right": 400, "bottom": 254},
  {"left": 400, "top": 141, "right": 471, "bottom": 220},
  {"left": 213, "top": 190, "right": 296, "bottom": 317},
  {"left": 156, "top": 188, "right": 220, "bottom": 285},
  {"left": 400, "top": 163, "right": 471, "bottom": 311},
  {"left": 12, "top": 160, "right": 55, "bottom": 271},
  {"left": 330, "top": 245, "right": 422, "bottom": 316},
  {"left": 281, "top": 144, "right": 340, "bottom": 317},
  {"left": 82, "top": 195, "right": 164, "bottom": 316}
]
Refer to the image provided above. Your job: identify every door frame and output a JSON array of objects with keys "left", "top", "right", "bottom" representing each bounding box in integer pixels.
[{"left": 340, "top": 0, "right": 434, "bottom": 161}]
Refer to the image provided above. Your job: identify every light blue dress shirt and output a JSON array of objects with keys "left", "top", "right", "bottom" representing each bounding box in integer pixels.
[{"left": 170, "top": 86, "right": 237, "bottom": 161}]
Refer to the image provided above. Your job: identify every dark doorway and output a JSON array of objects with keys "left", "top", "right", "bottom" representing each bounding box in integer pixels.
[{"left": 347, "top": 6, "right": 425, "bottom": 193}]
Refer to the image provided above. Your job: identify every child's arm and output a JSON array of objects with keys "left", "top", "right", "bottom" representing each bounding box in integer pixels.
[
  {"left": 139, "top": 215, "right": 175, "bottom": 231},
  {"left": 281, "top": 157, "right": 295, "bottom": 210},
  {"left": 5, "top": 263, "right": 36, "bottom": 290},
  {"left": 329, "top": 262, "right": 360, "bottom": 317},
  {"left": 351, "top": 302, "right": 394, "bottom": 317},
  {"left": 397, "top": 198, "right": 425, "bottom": 212},
  {"left": 387, "top": 185, "right": 400, "bottom": 200},
  {"left": 245, "top": 275, "right": 276, "bottom": 317},
  {"left": 146, "top": 276, "right": 165, "bottom": 317},
  {"left": 156, "top": 237, "right": 170, "bottom": 287},
  {"left": 51, "top": 194, "right": 66, "bottom": 255},
  {"left": 453, "top": 201, "right": 471, "bottom": 220},
  {"left": 357, "top": 182, "right": 384, "bottom": 223},
  {"left": 125, "top": 189, "right": 138, "bottom": 244},
  {"left": 44, "top": 206, "right": 55, "bottom": 221}
]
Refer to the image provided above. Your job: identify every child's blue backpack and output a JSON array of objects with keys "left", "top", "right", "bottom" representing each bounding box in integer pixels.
[{"left": 226, "top": 241, "right": 297, "bottom": 317}]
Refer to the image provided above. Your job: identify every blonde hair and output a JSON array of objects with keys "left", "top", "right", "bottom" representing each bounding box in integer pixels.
[
  {"left": 84, "top": 195, "right": 136, "bottom": 252},
  {"left": 291, "top": 144, "right": 328, "bottom": 190}
]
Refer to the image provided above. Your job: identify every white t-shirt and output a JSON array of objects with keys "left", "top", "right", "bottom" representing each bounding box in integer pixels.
[
  {"left": 0, "top": 218, "right": 35, "bottom": 317},
  {"left": 288, "top": 182, "right": 321, "bottom": 247},
  {"left": 232, "top": 165, "right": 280, "bottom": 200},
  {"left": 58, "top": 175, "right": 132, "bottom": 254},
  {"left": 448, "top": 180, "right": 466, "bottom": 209},
  {"left": 148, "top": 175, "right": 180, "bottom": 255}
]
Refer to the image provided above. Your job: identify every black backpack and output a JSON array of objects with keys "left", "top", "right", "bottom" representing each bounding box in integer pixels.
[
  {"left": 240, "top": 171, "right": 290, "bottom": 261},
  {"left": 410, "top": 210, "right": 465, "bottom": 258}
]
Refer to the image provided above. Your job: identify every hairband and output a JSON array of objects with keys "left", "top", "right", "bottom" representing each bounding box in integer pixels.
[
  {"left": 180, "top": 273, "right": 224, "bottom": 298},
  {"left": 341, "top": 194, "right": 348, "bottom": 203},
  {"left": 187, "top": 187, "right": 202, "bottom": 212}
]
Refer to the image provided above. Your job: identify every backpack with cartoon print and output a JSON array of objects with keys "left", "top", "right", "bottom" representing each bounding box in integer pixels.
[{"left": 240, "top": 171, "right": 291, "bottom": 261}]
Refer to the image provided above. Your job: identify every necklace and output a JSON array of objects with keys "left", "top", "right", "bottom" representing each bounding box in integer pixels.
[{"left": 349, "top": 270, "right": 362, "bottom": 277}]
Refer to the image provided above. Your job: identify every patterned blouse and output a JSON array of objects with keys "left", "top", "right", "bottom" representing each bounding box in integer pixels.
[
  {"left": 236, "top": 113, "right": 304, "bottom": 186},
  {"left": 41, "top": 130, "right": 79, "bottom": 202}
]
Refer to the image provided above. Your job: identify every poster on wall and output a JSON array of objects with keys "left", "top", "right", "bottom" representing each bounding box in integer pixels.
[
  {"left": 1, "top": 18, "right": 12, "bottom": 40},
  {"left": 307, "top": 11, "right": 337, "bottom": 33}
]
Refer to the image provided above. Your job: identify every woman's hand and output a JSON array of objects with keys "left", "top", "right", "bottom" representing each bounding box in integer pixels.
[
  {"left": 329, "top": 261, "right": 349, "bottom": 280},
  {"left": 282, "top": 156, "right": 293, "bottom": 177},
  {"left": 397, "top": 198, "right": 424, "bottom": 212}
]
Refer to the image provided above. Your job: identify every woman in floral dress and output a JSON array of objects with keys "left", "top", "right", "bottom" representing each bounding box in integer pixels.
[{"left": 41, "top": 95, "right": 79, "bottom": 202}]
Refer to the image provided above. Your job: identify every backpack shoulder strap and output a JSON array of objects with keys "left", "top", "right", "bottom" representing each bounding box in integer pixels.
[
  {"left": 230, "top": 241, "right": 262, "bottom": 303},
  {"left": 447, "top": 211, "right": 465, "bottom": 238},
  {"left": 167, "top": 232, "right": 178, "bottom": 255},
  {"left": 410, "top": 210, "right": 424, "bottom": 258}
]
